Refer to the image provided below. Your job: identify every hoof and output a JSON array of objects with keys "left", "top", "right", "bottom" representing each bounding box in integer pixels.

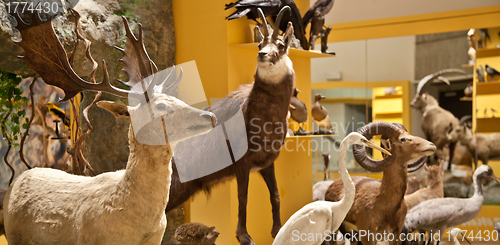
[{"left": 237, "top": 233, "right": 256, "bottom": 245}]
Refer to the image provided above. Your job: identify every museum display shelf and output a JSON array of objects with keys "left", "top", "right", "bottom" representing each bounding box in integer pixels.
[
  {"left": 476, "top": 81, "right": 500, "bottom": 95},
  {"left": 477, "top": 47, "right": 500, "bottom": 58}
]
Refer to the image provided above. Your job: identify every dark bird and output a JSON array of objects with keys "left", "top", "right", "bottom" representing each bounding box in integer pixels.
[
  {"left": 476, "top": 67, "right": 485, "bottom": 82},
  {"left": 47, "top": 102, "right": 70, "bottom": 128},
  {"left": 289, "top": 88, "right": 308, "bottom": 133},
  {"left": 311, "top": 93, "right": 334, "bottom": 134},
  {"left": 478, "top": 28, "right": 490, "bottom": 48},
  {"left": 302, "top": 0, "right": 334, "bottom": 50},
  {"left": 492, "top": 108, "right": 497, "bottom": 118},
  {"left": 225, "top": 0, "right": 309, "bottom": 50},
  {"left": 484, "top": 108, "right": 488, "bottom": 118},
  {"left": 464, "top": 82, "right": 473, "bottom": 97},
  {"left": 485, "top": 64, "right": 500, "bottom": 80}
]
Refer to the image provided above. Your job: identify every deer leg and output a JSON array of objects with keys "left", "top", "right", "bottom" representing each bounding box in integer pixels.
[
  {"left": 259, "top": 163, "right": 281, "bottom": 238},
  {"left": 235, "top": 168, "right": 255, "bottom": 245}
]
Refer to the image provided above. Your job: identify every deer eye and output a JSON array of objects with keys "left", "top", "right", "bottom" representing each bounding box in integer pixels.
[
  {"left": 278, "top": 43, "right": 285, "bottom": 50},
  {"left": 400, "top": 138, "right": 406, "bottom": 143},
  {"left": 156, "top": 103, "right": 167, "bottom": 111}
]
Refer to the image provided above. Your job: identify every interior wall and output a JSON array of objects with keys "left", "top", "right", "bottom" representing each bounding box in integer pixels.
[
  {"left": 314, "top": 0, "right": 500, "bottom": 24},
  {"left": 311, "top": 35, "right": 416, "bottom": 82}
]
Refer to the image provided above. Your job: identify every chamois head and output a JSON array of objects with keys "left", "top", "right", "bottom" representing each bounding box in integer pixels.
[
  {"left": 447, "top": 115, "right": 472, "bottom": 143},
  {"left": 424, "top": 160, "right": 444, "bottom": 187},
  {"left": 254, "top": 7, "right": 294, "bottom": 83},
  {"left": 353, "top": 121, "right": 436, "bottom": 172},
  {"left": 410, "top": 69, "right": 466, "bottom": 111}
]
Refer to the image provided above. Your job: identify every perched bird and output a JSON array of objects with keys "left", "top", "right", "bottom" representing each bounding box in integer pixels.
[
  {"left": 312, "top": 93, "right": 333, "bottom": 134},
  {"left": 290, "top": 88, "right": 308, "bottom": 133},
  {"left": 485, "top": 64, "right": 500, "bottom": 80},
  {"left": 312, "top": 152, "right": 334, "bottom": 201},
  {"left": 225, "top": 0, "right": 309, "bottom": 50},
  {"left": 174, "top": 223, "right": 219, "bottom": 245},
  {"left": 464, "top": 82, "right": 473, "bottom": 97},
  {"left": 476, "top": 68, "right": 485, "bottom": 82},
  {"left": 302, "top": 0, "right": 334, "bottom": 50},
  {"left": 492, "top": 108, "right": 497, "bottom": 118},
  {"left": 478, "top": 28, "right": 490, "bottom": 48},
  {"left": 484, "top": 108, "right": 488, "bottom": 118},
  {"left": 402, "top": 165, "right": 500, "bottom": 245},
  {"left": 46, "top": 102, "right": 70, "bottom": 128},
  {"left": 272, "top": 132, "right": 391, "bottom": 245}
]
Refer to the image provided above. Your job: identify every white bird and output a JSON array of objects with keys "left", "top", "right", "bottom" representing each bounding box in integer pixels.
[
  {"left": 272, "top": 132, "right": 392, "bottom": 245},
  {"left": 312, "top": 152, "right": 334, "bottom": 201},
  {"left": 403, "top": 165, "right": 500, "bottom": 245}
]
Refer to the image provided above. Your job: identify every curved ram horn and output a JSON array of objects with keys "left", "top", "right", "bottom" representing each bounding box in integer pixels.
[
  {"left": 416, "top": 69, "right": 466, "bottom": 96},
  {"left": 459, "top": 115, "right": 473, "bottom": 126},
  {"left": 272, "top": 6, "right": 291, "bottom": 41},
  {"left": 256, "top": 8, "right": 269, "bottom": 37},
  {"left": 407, "top": 156, "right": 427, "bottom": 172},
  {"left": 353, "top": 121, "right": 402, "bottom": 172}
]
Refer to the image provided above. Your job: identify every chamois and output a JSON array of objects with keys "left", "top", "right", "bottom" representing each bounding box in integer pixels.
[
  {"left": 410, "top": 69, "right": 465, "bottom": 166},
  {"left": 3, "top": 12, "right": 216, "bottom": 244},
  {"left": 447, "top": 115, "right": 500, "bottom": 165},
  {"left": 167, "top": 7, "right": 295, "bottom": 245},
  {"left": 325, "top": 122, "right": 436, "bottom": 245},
  {"left": 404, "top": 161, "right": 444, "bottom": 210}
]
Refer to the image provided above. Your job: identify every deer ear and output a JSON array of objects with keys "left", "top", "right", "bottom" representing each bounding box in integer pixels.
[
  {"left": 254, "top": 26, "right": 264, "bottom": 43},
  {"left": 283, "top": 22, "right": 294, "bottom": 48},
  {"left": 97, "top": 100, "right": 130, "bottom": 119}
]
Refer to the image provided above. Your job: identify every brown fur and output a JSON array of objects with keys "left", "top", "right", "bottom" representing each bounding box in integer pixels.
[
  {"left": 404, "top": 162, "right": 444, "bottom": 210},
  {"left": 325, "top": 130, "right": 435, "bottom": 245},
  {"left": 167, "top": 17, "right": 295, "bottom": 245}
]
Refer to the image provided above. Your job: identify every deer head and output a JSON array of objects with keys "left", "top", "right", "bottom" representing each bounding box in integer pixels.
[
  {"left": 254, "top": 7, "right": 294, "bottom": 83},
  {"left": 447, "top": 115, "right": 472, "bottom": 143},
  {"left": 353, "top": 121, "right": 436, "bottom": 172},
  {"left": 13, "top": 10, "right": 216, "bottom": 148},
  {"left": 424, "top": 160, "right": 444, "bottom": 187},
  {"left": 410, "top": 69, "right": 466, "bottom": 111}
]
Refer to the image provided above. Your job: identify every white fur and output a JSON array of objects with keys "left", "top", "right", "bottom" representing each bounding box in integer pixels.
[{"left": 257, "top": 55, "right": 293, "bottom": 83}]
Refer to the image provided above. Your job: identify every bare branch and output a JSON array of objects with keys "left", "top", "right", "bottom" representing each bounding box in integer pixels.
[
  {"left": 1, "top": 110, "right": 15, "bottom": 185},
  {"left": 19, "top": 77, "right": 37, "bottom": 170}
]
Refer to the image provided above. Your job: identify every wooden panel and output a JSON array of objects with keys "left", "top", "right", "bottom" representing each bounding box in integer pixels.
[
  {"left": 477, "top": 118, "right": 500, "bottom": 133},
  {"left": 477, "top": 81, "right": 500, "bottom": 95}
]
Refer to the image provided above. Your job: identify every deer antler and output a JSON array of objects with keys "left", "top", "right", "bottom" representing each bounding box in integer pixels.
[{"left": 13, "top": 11, "right": 135, "bottom": 101}]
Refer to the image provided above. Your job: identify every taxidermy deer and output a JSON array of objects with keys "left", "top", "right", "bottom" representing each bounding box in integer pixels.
[
  {"left": 167, "top": 7, "right": 294, "bottom": 245},
  {"left": 3, "top": 11, "right": 215, "bottom": 245},
  {"left": 404, "top": 160, "right": 444, "bottom": 210},
  {"left": 325, "top": 122, "right": 436, "bottom": 245},
  {"left": 410, "top": 69, "right": 465, "bottom": 167}
]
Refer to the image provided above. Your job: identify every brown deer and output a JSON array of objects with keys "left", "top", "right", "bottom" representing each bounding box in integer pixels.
[
  {"left": 3, "top": 11, "right": 215, "bottom": 245},
  {"left": 325, "top": 122, "right": 436, "bottom": 245},
  {"left": 167, "top": 7, "right": 295, "bottom": 245}
]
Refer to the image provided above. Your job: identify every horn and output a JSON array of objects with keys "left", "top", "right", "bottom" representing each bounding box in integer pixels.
[
  {"left": 256, "top": 8, "right": 269, "bottom": 37},
  {"left": 459, "top": 115, "right": 473, "bottom": 126},
  {"left": 272, "top": 6, "right": 291, "bottom": 41},
  {"left": 353, "top": 121, "right": 402, "bottom": 172},
  {"left": 416, "top": 69, "right": 466, "bottom": 96},
  {"left": 407, "top": 156, "right": 427, "bottom": 172}
]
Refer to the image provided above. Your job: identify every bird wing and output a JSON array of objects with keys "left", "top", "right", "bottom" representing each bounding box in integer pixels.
[
  {"left": 404, "top": 198, "right": 466, "bottom": 232},
  {"left": 302, "top": 0, "right": 333, "bottom": 26},
  {"left": 225, "top": 0, "right": 281, "bottom": 9},
  {"left": 273, "top": 202, "right": 333, "bottom": 244}
]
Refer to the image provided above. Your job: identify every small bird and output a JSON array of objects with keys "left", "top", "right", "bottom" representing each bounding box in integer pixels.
[
  {"left": 174, "top": 223, "right": 219, "bottom": 245},
  {"left": 290, "top": 88, "right": 308, "bottom": 133},
  {"left": 464, "top": 82, "right": 473, "bottom": 97},
  {"left": 47, "top": 102, "right": 70, "bottom": 128},
  {"left": 492, "top": 108, "right": 497, "bottom": 118},
  {"left": 272, "top": 132, "right": 392, "bottom": 245},
  {"left": 402, "top": 165, "right": 500, "bottom": 245},
  {"left": 478, "top": 28, "right": 490, "bottom": 48},
  {"left": 312, "top": 93, "right": 334, "bottom": 134},
  {"left": 485, "top": 64, "right": 500, "bottom": 81},
  {"left": 476, "top": 68, "right": 485, "bottom": 82},
  {"left": 484, "top": 108, "right": 488, "bottom": 118},
  {"left": 312, "top": 152, "right": 334, "bottom": 201}
]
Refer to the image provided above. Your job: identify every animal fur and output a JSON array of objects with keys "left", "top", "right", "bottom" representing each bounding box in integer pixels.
[{"left": 404, "top": 162, "right": 444, "bottom": 210}]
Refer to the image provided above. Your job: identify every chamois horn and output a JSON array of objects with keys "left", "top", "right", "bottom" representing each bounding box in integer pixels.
[
  {"left": 416, "top": 69, "right": 466, "bottom": 96},
  {"left": 256, "top": 8, "right": 269, "bottom": 38},
  {"left": 353, "top": 121, "right": 401, "bottom": 172},
  {"left": 272, "top": 6, "right": 291, "bottom": 41}
]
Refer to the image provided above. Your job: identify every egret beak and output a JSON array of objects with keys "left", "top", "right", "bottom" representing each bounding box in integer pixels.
[
  {"left": 321, "top": 95, "right": 326, "bottom": 99},
  {"left": 364, "top": 141, "right": 392, "bottom": 156},
  {"left": 491, "top": 173, "right": 500, "bottom": 184}
]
